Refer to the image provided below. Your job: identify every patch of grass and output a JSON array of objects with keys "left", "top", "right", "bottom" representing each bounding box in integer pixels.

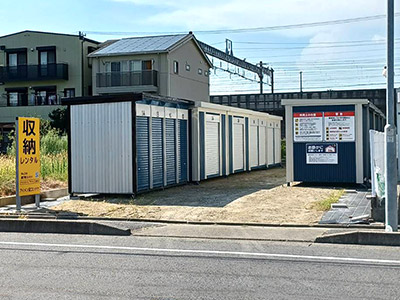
[{"left": 313, "top": 189, "right": 345, "bottom": 211}]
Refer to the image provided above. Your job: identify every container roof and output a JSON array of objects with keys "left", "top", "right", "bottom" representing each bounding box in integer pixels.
[{"left": 89, "top": 34, "right": 189, "bottom": 57}]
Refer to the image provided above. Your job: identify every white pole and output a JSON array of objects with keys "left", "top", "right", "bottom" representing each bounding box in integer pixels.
[{"left": 385, "top": 0, "right": 398, "bottom": 232}]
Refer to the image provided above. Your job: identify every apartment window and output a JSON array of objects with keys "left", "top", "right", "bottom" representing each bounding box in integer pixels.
[
  {"left": 204, "top": 71, "right": 209, "bottom": 76},
  {"left": 37, "top": 46, "right": 56, "bottom": 65},
  {"left": 185, "top": 64, "right": 190, "bottom": 71},
  {"left": 8, "top": 93, "right": 18, "bottom": 106},
  {"left": 6, "top": 49, "right": 27, "bottom": 66},
  {"left": 33, "top": 86, "right": 57, "bottom": 105},
  {"left": 173, "top": 61, "right": 179, "bottom": 74},
  {"left": 6, "top": 88, "right": 28, "bottom": 106},
  {"left": 37, "top": 46, "right": 56, "bottom": 77},
  {"left": 64, "top": 88, "right": 75, "bottom": 98},
  {"left": 198, "top": 68, "right": 202, "bottom": 75}
]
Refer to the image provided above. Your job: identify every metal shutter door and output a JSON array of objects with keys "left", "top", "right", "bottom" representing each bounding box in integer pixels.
[
  {"left": 274, "top": 127, "right": 281, "bottom": 164},
  {"left": 178, "top": 119, "right": 188, "bottom": 183},
  {"left": 267, "top": 127, "right": 274, "bottom": 165},
  {"left": 233, "top": 122, "right": 244, "bottom": 171},
  {"left": 250, "top": 124, "right": 258, "bottom": 168},
  {"left": 152, "top": 118, "right": 164, "bottom": 188},
  {"left": 259, "top": 126, "right": 266, "bottom": 166},
  {"left": 136, "top": 116, "right": 150, "bottom": 192},
  {"left": 165, "top": 118, "right": 176, "bottom": 185},
  {"left": 205, "top": 120, "right": 220, "bottom": 177}
]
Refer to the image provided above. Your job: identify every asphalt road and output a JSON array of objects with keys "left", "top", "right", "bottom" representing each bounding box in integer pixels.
[{"left": 0, "top": 232, "right": 400, "bottom": 299}]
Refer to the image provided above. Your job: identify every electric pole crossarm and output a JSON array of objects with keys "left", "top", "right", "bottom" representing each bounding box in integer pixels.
[{"left": 198, "top": 41, "right": 273, "bottom": 77}]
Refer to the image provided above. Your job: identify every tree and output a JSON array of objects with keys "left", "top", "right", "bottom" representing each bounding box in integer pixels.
[{"left": 49, "top": 107, "right": 67, "bottom": 134}]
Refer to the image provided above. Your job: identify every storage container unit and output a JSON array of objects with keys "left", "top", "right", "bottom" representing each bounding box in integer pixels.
[
  {"left": 191, "top": 102, "right": 282, "bottom": 182},
  {"left": 282, "top": 99, "right": 385, "bottom": 184},
  {"left": 63, "top": 93, "right": 190, "bottom": 195}
]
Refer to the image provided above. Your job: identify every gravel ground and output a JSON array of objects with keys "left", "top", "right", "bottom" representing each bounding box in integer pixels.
[{"left": 52, "top": 168, "right": 343, "bottom": 224}]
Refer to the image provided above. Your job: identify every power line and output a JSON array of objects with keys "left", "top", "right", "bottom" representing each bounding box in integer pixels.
[{"left": 85, "top": 13, "right": 400, "bottom": 36}]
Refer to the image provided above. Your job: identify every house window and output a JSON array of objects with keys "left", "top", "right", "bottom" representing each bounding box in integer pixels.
[
  {"left": 185, "top": 64, "right": 190, "bottom": 71},
  {"left": 64, "top": 88, "right": 75, "bottom": 98},
  {"left": 198, "top": 68, "right": 202, "bottom": 75},
  {"left": 173, "top": 61, "right": 179, "bottom": 74},
  {"left": 130, "top": 60, "right": 141, "bottom": 72},
  {"left": 142, "top": 60, "right": 152, "bottom": 70},
  {"left": 204, "top": 71, "right": 209, "bottom": 76}
]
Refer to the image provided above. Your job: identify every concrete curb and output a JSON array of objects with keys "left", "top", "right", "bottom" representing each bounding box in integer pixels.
[
  {"left": 0, "top": 188, "right": 68, "bottom": 207},
  {"left": 0, "top": 214, "right": 385, "bottom": 229},
  {"left": 315, "top": 231, "right": 400, "bottom": 246},
  {"left": 0, "top": 218, "right": 130, "bottom": 236}
]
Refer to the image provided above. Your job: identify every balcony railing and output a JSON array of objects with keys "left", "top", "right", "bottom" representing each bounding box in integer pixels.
[
  {"left": 0, "top": 64, "right": 69, "bottom": 82},
  {"left": 96, "top": 70, "right": 158, "bottom": 88}
]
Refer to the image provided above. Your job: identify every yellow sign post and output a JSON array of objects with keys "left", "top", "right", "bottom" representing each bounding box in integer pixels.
[{"left": 16, "top": 117, "right": 41, "bottom": 210}]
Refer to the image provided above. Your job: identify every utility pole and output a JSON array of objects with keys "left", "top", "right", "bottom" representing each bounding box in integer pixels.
[
  {"left": 259, "top": 61, "right": 263, "bottom": 94},
  {"left": 385, "top": 0, "right": 398, "bottom": 232},
  {"left": 300, "top": 71, "right": 303, "bottom": 93}
]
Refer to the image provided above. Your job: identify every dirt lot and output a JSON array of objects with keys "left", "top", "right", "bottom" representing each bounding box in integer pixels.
[{"left": 52, "top": 168, "right": 344, "bottom": 224}]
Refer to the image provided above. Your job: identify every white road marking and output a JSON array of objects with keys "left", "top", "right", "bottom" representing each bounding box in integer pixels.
[{"left": 0, "top": 241, "right": 398, "bottom": 265}]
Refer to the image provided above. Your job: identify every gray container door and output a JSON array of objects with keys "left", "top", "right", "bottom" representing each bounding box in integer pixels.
[
  {"left": 249, "top": 123, "right": 258, "bottom": 168},
  {"left": 136, "top": 116, "right": 150, "bottom": 192},
  {"left": 267, "top": 125, "right": 274, "bottom": 166},
  {"left": 233, "top": 117, "right": 244, "bottom": 172},
  {"left": 178, "top": 119, "right": 188, "bottom": 183},
  {"left": 205, "top": 114, "right": 220, "bottom": 177},
  {"left": 152, "top": 117, "right": 164, "bottom": 188},
  {"left": 274, "top": 125, "right": 281, "bottom": 164},
  {"left": 259, "top": 125, "right": 267, "bottom": 166},
  {"left": 165, "top": 118, "right": 176, "bottom": 185}
]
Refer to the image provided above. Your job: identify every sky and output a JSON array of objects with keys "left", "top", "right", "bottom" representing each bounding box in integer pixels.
[{"left": 0, "top": 0, "right": 399, "bottom": 95}]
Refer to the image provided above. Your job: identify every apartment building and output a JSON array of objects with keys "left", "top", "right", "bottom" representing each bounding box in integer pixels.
[{"left": 0, "top": 30, "right": 99, "bottom": 151}]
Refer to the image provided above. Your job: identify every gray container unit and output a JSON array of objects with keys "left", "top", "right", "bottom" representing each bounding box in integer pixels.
[
  {"left": 191, "top": 102, "right": 282, "bottom": 182},
  {"left": 63, "top": 93, "right": 190, "bottom": 195},
  {"left": 283, "top": 99, "right": 385, "bottom": 184}
]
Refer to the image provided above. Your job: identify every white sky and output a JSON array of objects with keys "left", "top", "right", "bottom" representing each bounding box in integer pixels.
[{"left": 1, "top": 0, "right": 398, "bottom": 94}]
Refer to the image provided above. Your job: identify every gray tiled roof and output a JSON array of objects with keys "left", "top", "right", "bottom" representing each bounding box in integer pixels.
[{"left": 89, "top": 34, "right": 188, "bottom": 57}]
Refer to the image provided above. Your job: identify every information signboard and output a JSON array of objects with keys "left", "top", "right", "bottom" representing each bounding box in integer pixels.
[
  {"left": 306, "top": 143, "right": 338, "bottom": 164},
  {"left": 293, "top": 112, "right": 323, "bottom": 142},
  {"left": 16, "top": 117, "right": 41, "bottom": 197},
  {"left": 324, "top": 111, "right": 355, "bottom": 142}
]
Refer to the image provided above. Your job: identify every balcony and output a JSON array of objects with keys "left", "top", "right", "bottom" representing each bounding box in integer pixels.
[
  {"left": 96, "top": 70, "right": 158, "bottom": 89},
  {"left": 0, "top": 64, "right": 69, "bottom": 83}
]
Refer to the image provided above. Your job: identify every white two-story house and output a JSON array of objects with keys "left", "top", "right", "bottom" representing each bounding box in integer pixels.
[{"left": 89, "top": 32, "right": 212, "bottom": 103}]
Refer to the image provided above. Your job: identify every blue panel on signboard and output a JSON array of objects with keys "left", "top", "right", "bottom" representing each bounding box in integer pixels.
[
  {"left": 152, "top": 118, "right": 164, "bottom": 188},
  {"left": 136, "top": 116, "right": 150, "bottom": 191},
  {"left": 293, "top": 105, "right": 356, "bottom": 183},
  {"left": 179, "top": 119, "right": 188, "bottom": 183},
  {"left": 165, "top": 118, "right": 176, "bottom": 185}
]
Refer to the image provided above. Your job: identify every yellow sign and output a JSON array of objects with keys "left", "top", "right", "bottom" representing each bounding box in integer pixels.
[{"left": 17, "top": 117, "right": 40, "bottom": 196}]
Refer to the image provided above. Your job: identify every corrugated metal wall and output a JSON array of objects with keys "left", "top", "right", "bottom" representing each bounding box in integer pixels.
[
  {"left": 165, "top": 118, "right": 176, "bottom": 185},
  {"left": 71, "top": 102, "right": 133, "bottom": 194}
]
